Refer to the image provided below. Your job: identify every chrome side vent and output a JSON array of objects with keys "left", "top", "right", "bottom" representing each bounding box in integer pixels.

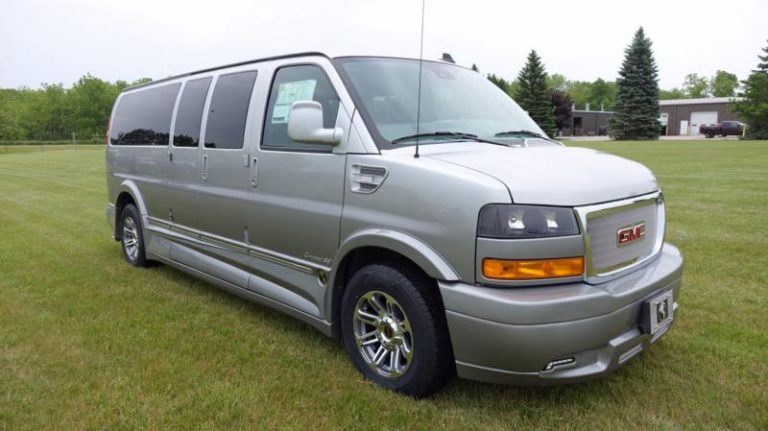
[{"left": 351, "top": 164, "right": 388, "bottom": 194}]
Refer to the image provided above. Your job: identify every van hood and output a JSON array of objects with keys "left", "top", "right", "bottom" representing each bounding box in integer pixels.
[{"left": 405, "top": 142, "right": 659, "bottom": 206}]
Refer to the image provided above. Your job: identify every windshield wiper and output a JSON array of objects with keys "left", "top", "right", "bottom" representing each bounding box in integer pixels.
[
  {"left": 494, "top": 130, "right": 562, "bottom": 145},
  {"left": 391, "top": 131, "right": 506, "bottom": 146},
  {"left": 494, "top": 129, "right": 545, "bottom": 138}
]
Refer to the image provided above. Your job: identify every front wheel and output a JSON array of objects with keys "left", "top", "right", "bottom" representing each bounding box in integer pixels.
[{"left": 340, "top": 262, "right": 454, "bottom": 397}]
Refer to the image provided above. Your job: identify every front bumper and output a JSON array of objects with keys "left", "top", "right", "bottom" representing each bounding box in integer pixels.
[{"left": 438, "top": 243, "right": 683, "bottom": 385}]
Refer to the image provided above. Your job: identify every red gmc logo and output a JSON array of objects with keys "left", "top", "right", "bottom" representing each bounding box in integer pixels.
[{"left": 617, "top": 222, "right": 646, "bottom": 246}]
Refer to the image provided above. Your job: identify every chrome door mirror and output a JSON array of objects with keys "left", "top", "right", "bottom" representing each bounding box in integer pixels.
[{"left": 287, "top": 101, "right": 342, "bottom": 145}]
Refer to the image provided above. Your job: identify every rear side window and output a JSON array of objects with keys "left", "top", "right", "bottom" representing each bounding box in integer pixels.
[
  {"left": 204, "top": 71, "right": 258, "bottom": 149},
  {"left": 110, "top": 83, "right": 181, "bottom": 146},
  {"left": 262, "top": 65, "right": 340, "bottom": 152},
  {"left": 173, "top": 77, "right": 212, "bottom": 147}
]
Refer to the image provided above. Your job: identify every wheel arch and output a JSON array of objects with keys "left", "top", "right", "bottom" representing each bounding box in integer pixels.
[
  {"left": 113, "top": 181, "right": 148, "bottom": 239},
  {"left": 326, "top": 229, "right": 459, "bottom": 336}
]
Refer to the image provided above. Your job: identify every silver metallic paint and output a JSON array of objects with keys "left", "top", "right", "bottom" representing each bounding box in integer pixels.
[{"left": 105, "top": 53, "right": 684, "bottom": 387}]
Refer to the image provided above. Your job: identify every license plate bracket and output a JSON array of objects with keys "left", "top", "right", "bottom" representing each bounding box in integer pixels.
[{"left": 641, "top": 290, "right": 674, "bottom": 336}]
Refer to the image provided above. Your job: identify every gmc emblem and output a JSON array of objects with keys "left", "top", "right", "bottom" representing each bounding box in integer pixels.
[{"left": 617, "top": 222, "right": 646, "bottom": 246}]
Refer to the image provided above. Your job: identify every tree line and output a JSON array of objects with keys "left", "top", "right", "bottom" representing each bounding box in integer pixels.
[
  {"left": 477, "top": 31, "right": 767, "bottom": 140},
  {"left": 0, "top": 75, "right": 150, "bottom": 141},
  {"left": 480, "top": 65, "right": 740, "bottom": 110},
  {"left": 1, "top": 37, "right": 766, "bottom": 141}
]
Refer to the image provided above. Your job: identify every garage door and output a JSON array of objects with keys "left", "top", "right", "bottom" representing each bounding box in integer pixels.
[{"left": 690, "top": 111, "right": 718, "bottom": 135}]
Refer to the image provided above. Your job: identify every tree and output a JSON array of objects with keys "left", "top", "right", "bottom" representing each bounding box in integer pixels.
[
  {"left": 471, "top": 64, "right": 479, "bottom": 72},
  {"left": 69, "top": 74, "right": 121, "bottom": 138},
  {"left": 515, "top": 50, "right": 555, "bottom": 135},
  {"left": 609, "top": 27, "right": 661, "bottom": 140},
  {"left": 0, "top": 110, "right": 22, "bottom": 140},
  {"left": 506, "top": 79, "right": 520, "bottom": 97},
  {"left": 547, "top": 73, "right": 568, "bottom": 92},
  {"left": 683, "top": 73, "right": 709, "bottom": 98},
  {"left": 710, "top": 70, "right": 739, "bottom": 97},
  {"left": 566, "top": 80, "right": 592, "bottom": 110},
  {"left": 659, "top": 88, "right": 686, "bottom": 100},
  {"left": 0, "top": 74, "right": 145, "bottom": 141},
  {"left": 29, "top": 84, "right": 72, "bottom": 140},
  {"left": 734, "top": 40, "right": 768, "bottom": 139},
  {"left": 487, "top": 73, "right": 510, "bottom": 93},
  {"left": 589, "top": 78, "right": 616, "bottom": 111},
  {"left": 549, "top": 89, "right": 572, "bottom": 135}
]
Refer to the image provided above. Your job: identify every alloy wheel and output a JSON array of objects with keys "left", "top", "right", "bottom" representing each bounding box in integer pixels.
[{"left": 352, "top": 290, "right": 414, "bottom": 378}]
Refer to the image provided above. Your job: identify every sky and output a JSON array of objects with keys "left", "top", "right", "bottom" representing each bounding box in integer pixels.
[{"left": 1, "top": 0, "right": 766, "bottom": 90}]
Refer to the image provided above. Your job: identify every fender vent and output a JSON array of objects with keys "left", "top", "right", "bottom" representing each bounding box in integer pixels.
[{"left": 351, "top": 164, "right": 388, "bottom": 194}]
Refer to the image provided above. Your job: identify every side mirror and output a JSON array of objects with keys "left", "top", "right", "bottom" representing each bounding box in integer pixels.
[{"left": 287, "top": 101, "right": 342, "bottom": 145}]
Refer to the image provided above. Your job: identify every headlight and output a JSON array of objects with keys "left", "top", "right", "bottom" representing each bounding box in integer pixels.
[{"left": 478, "top": 204, "right": 579, "bottom": 239}]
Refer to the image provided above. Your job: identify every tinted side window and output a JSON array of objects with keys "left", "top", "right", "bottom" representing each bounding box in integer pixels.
[
  {"left": 263, "top": 65, "right": 340, "bottom": 151},
  {"left": 173, "top": 77, "right": 212, "bottom": 147},
  {"left": 204, "top": 71, "right": 258, "bottom": 149},
  {"left": 110, "top": 83, "right": 180, "bottom": 146}
]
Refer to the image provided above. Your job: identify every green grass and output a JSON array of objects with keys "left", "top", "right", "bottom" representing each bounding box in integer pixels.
[
  {"left": 0, "top": 144, "right": 99, "bottom": 155},
  {"left": 1, "top": 141, "right": 766, "bottom": 430}
]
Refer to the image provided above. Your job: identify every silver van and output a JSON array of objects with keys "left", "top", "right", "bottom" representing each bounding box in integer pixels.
[{"left": 106, "top": 52, "right": 683, "bottom": 397}]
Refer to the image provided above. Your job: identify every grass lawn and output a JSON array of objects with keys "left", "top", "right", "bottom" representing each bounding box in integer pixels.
[
  {"left": 0, "top": 144, "right": 100, "bottom": 155},
  {"left": 1, "top": 141, "right": 766, "bottom": 430}
]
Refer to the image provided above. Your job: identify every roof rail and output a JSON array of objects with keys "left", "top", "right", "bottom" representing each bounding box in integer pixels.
[{"left": 123, "top": 51, "right": 329, "bottom": 92}]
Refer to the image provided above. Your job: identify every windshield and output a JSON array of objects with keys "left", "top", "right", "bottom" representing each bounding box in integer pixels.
[{"left": 336, "top": 57, "right": 550, "bottom": 149}]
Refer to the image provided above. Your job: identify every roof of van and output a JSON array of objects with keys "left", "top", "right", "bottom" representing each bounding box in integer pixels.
[
  {"left": 123, "top": 51, "right": 329, "bottom": 92},
  {"left": 122, "top": 52, "right": 469, "bottom": 92}
]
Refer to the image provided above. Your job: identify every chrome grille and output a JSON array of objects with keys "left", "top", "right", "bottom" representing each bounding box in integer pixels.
[{"left": 580, "top": 194, "right": 665, "bottom": 281}]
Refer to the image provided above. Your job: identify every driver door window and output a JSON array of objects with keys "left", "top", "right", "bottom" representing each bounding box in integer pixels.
[{"left": 262, "top": 65, "right": 340, "bottom": 152}]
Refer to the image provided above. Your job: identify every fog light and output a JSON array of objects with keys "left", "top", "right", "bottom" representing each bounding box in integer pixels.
[
  {"left": 543, "top": 357, "right": 575, "bottom": 371},
  {"left": 482, "top": 257, "right": 585, "bottom": 280}
]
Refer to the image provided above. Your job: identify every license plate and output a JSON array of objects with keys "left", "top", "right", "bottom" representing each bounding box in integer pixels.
[{"left": 641, "top": 290, "right": 674, "bottom": 337}]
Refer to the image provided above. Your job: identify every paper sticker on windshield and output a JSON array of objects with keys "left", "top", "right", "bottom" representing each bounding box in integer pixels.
[{"left": 271, "top": 79, "right": 317, "bottom": 124}]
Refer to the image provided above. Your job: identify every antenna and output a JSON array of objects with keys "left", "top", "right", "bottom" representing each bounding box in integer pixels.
[{"left": 414, "top": 0, "right": 426, "bottom": 159}]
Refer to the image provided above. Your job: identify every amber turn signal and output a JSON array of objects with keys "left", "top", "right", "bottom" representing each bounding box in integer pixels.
[{"left": 482, "top": 257, "right": 585, "bottom": 280}]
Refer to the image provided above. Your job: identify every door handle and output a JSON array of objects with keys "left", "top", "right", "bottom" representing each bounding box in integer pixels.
[
  {"left": 202, "top": 154, "right": 208, "bottom": 182},
  {"left": 250, "top": 157, "right": 259, "bottom": 188}
]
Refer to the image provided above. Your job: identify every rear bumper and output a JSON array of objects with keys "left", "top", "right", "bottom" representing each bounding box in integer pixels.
[{"left": 438, "top": 243, "right": 683, "bottom": 385}]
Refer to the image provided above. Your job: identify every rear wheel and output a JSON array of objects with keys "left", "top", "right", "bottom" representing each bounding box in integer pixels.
[
  {"left": 119, "top": 204, "right": 149, "bottom": 267},
  {"left": 340, "top": 262, "right": 454, "bottom": 397},
  {"left": 705, "top": 132, "right": 714, "bottom": 138}
]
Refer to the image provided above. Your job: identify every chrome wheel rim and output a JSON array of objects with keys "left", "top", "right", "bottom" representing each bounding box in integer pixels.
[
  {"left": 122, "top": 216, "right": 139, "bottom": 261},
  {"left": 353, "top": 291, "right": 413, "bottom": 378}
]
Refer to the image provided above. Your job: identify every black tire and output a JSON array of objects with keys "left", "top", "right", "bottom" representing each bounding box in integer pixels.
[
  {"left": 119, "top": 204, "right": 149, "bottom": 267},
  {"left": 340, "top": 261, "right": 454, "bottom": 397},
  {"left": 705, "top": 133, "right": 714, "bottom": 138}
]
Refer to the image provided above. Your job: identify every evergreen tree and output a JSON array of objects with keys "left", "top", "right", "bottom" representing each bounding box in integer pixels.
[
  {"left": 735, "top": 40, "right": 768, "bottom": 139},
  {"left": 609, "top": 28, "right": 661, "bottom": 140},
  {"left": 487, "top": 73, "right": 510, "bottom": 93},
  {"left": 549, "top": 89, "right": 572, "bottom": 135},
  {"left": 471, "top": 63, "right": 479, "bottom": 72},
  {"left": 515, "top": 50, "right": 555, "bottom": 135}
]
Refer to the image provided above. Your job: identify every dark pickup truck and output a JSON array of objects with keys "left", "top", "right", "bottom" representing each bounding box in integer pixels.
[{"left": 700, "top": 121, "right": 744, "bottom": 138}]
